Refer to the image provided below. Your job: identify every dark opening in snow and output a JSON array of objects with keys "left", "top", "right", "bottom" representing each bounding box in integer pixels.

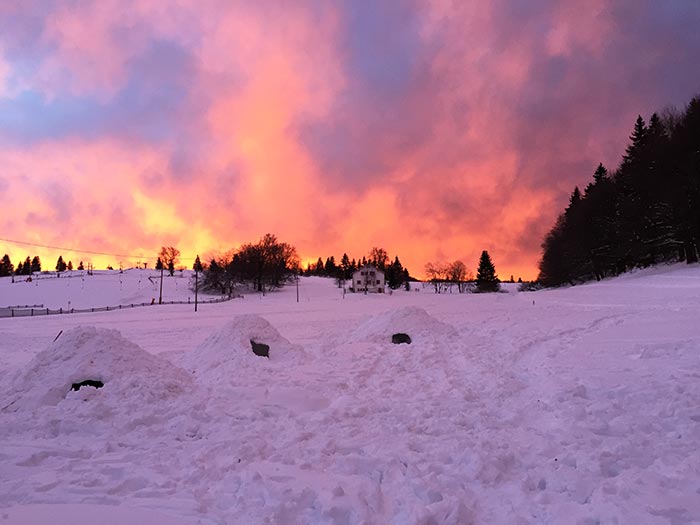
[
  {"left": 392, "top": 333, "right": 412, "bottom": 345},
  {"left": 250, "top": 340, "right": 270, "bottom": 358},
  {"left": 71, "top": 379, "right": 104, "bottom": 391}
]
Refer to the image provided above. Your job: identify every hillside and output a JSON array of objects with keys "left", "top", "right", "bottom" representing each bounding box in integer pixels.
[{"left": 0, "top": 269, "right": 217, "bottom": 311}]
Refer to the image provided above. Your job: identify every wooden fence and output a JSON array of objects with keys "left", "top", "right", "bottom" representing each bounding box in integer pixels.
[{"left": 0, "top": 296, "right": 237, "bottom": 319}]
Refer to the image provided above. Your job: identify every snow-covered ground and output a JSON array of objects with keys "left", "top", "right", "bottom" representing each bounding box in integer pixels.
[
  {"left": 1, "top": 265, "right": 699, "bottom": 524},
  {"left": 0, "top": 269, "right": 215, "bottom": 311}
]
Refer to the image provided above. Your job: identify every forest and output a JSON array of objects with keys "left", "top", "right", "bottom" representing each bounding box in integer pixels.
[{"left": 538, "top": 95, "right": 700, "bottom": 287}]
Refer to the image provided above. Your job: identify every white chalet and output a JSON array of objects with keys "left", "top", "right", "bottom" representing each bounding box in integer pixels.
[{"left": 351, "top": 265, "right": 385, "bottom": 293}]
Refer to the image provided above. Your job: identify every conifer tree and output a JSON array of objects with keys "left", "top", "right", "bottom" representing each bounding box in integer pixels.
[
  {"left": 78, "top": 261, "right": 85, "bottom": 271},
  {"left": 23, "top": 256, "right": 32, "bottom": 275},
  {"left": 314, "top": 257, "right": 324, "bottom": 276},
  {"left": 155, "top": 257, "right": 164, "bottom": 270},
  {"left": 592, "top": 163, "right": 608, "bottom": 184},
  {"left": 475, "top": 250, "right": 500, "bottom": 293},
  {"left": 324, "top": 256, "right": 337, "bottom": 276},
  {"left": 386, "top": 256, "right": 405, "bottom": 289},
  {"left": 67, "top": 260, "right": 73, "bottom": 271},
  {"left": 31, "top": 256, "right": 41, "bottom": 273},
  {"left": 193, "top": 255, "right": 203, "bottom": 272},
  {"left": 16, "top": 261, "right": 23, "bottom": 275},
  {"left": 0, "top": 254, "right": 13, "bottom": 277},
  {"left": 56, "top": 256, "right": 67, "bottom": 272},
  {"left": 340, "top": 253, "right": 351, "bottom": 279}
]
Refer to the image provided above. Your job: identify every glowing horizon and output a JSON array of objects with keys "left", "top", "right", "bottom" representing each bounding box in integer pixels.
[{"left": 2, "top": 1, "right": 700, "bottom": 281}]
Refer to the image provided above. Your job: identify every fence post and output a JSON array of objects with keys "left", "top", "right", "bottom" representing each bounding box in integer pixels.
[
  {"left": 46, "top": 308, "right": 49, "bottom": 315},
  {"left": 60, "top": 308, "right": 63, "bottom": 314}
]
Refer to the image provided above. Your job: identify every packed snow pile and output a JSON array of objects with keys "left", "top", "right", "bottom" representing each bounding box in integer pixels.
[
  {"left": 0, "top": 326, "right": 193, "bottom": 435},
  {"left": 351, "top": 306, "right": 458, "bottom": 346},
  {"left": 179, "top": 314, "right": 306, "bottom": 379}
]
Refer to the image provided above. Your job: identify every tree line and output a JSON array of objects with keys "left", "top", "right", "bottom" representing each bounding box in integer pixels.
[
  {"left": 2, "top": 243, "right": 505, "bottom": 296},
  {"left": 0, "top": 254, "right": 88, "bottom": 277},
  {"left": 303, "top": 246, "right": 412, "bottom": 290},
  {"left": 538, "top": 95, "right": 700, "bottom": 287}
]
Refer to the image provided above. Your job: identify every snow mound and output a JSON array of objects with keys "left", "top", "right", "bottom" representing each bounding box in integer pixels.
[
  {"left": 351, "top": 306, "right": 458, "bottom": 345},
  {"left": 1, "top": 325, "right": 192, "bottom": 414},
  {"left": 180, "top": 314, "right": 306, "bottom": 377}
]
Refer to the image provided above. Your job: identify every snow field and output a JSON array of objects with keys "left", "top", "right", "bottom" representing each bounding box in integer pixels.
[
  {"left": 0, "top": 268, "right": 699, "bottom": 523},
  {"left": 0, "top": 268, "right": 213, "bottom": 311}
]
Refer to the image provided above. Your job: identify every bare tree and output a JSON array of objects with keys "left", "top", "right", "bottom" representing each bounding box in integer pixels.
[
  {"left": 369, "top": 247, "right": 389, "bottom": 270},
  {"left": 447, "top": 260, "right": 473, "bottom": 293},
  {"left": 159, "top": 246, "right": 181, "bottom": 276},
  {"left": 424, "top": 261, "right": 449, "bottom": 293}
]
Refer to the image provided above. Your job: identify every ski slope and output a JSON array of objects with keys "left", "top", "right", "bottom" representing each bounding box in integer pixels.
[{"left": 0, "top": 265, "right": 699, "bottom": 524}]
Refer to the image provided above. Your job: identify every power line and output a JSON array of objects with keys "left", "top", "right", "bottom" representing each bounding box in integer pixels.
[{"left": 0, "top": 237, "right": 197, "bottom": 260}]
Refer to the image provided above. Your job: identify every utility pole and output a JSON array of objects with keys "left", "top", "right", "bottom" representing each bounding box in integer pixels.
[
  {"left": 296, "top": 272, "right": 299, "bottom": 303},
  {"left": 159, "top": 265, "right": 164, "bottom": 304},
  {"left": 195, "top": 267, "right": 199, "bottom": 312}
]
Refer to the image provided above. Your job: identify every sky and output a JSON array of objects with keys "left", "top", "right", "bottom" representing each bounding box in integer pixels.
[{"left": 1, "top": 1, "right": 700, "bottom": 280}]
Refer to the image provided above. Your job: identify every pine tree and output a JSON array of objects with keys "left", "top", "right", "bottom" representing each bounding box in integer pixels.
[
  {"left": 16, "top": 261, "right": 23, "bottom": 275},
  {"left": 78, "top": 261, "right": 85, "bottom": 271},
  {"left": 31, "top": 256, "right": 41, "bottom": 273},
  {"left": 56, "top": 256, "right": 67, "bottom": 272},
  {"left": 340, "top": 253, "right": 351, "bottom": 279},
  {"left": 193, "top": 255, "right": 203, "bottom": 272},
  {"left": 324, "top": 256, "right": 337, "bottom": 276},
  {"left": 623, "top": 115, "right": 648, "bottom": 166},
  {"left": 67, "top": 260, "right": 73, "bottom": 271},
  {"left": 386, "top": 256, "right": 405, "bottom": 289},
  {"left": 0, "top": 254, "right": 13, "bottom": 277},
  {"left": 314, "top": 257, "right": 324, "bottom": 276},
  {"left": 23, "top": 256, "right": 31, "bottom": 275},
  {"left": 155, "top": 257, "right": 164, "bottom": 270},
  {"left": 593, "top": 163, "right": 608, "bottom": 184},
  {"left": 475, "top": 250, "right": 500, "bottom": 293}
]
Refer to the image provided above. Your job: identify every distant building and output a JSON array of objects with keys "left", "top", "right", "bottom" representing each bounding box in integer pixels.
[{"left": 351, "top": 265, "right": 385, "bottom": 293}]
